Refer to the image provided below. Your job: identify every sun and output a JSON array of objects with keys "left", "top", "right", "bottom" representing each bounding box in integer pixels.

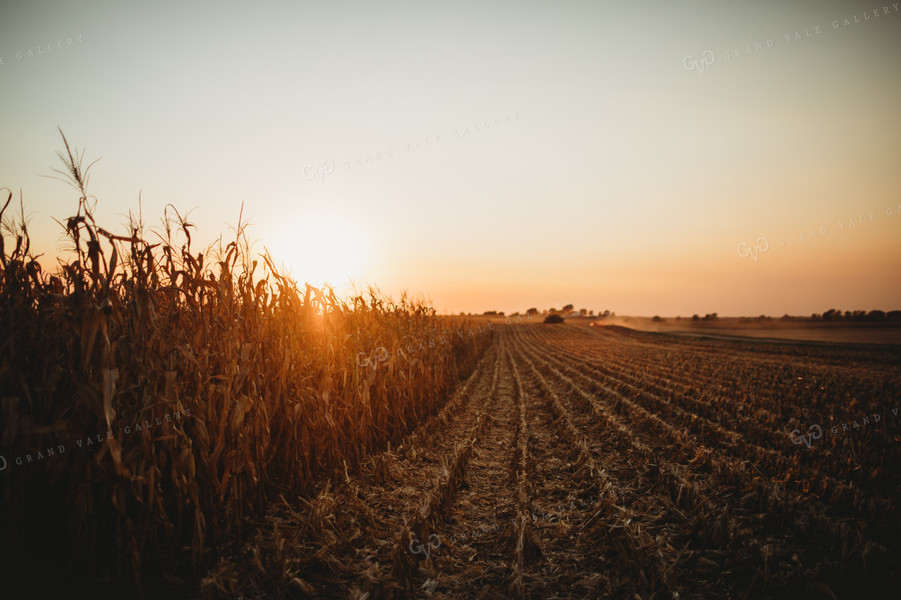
[{"left": 272, "top": 210, "right": 368, "bottom": 292}]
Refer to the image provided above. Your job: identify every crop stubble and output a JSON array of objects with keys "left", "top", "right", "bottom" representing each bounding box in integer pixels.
[{"left": 202, "top": 323, "right": 900, "bottom": 599}]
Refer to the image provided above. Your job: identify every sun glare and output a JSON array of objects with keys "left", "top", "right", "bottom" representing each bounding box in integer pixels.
[{"left": 273, "top": 211, "right": 368, "bottom": 292}]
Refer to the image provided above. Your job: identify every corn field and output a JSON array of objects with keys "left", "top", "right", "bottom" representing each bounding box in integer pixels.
[
  {"left": 0, "top": 135, "right": 490, "bottom": 598},
  {"left": 2, "top": 136, "right": 900, "bottom": 599}
]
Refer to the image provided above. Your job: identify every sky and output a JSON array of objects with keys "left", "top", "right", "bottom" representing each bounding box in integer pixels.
[{"left": 1, "top": 0, "right": 899, "bottom": 316}]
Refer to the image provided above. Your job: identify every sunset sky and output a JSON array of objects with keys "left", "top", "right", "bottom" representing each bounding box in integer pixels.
[{"left": 1, "top": 0, "right": 899, "bottom": 316}]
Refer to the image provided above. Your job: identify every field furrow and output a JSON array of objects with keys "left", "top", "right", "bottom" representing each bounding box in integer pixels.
[{"left": 190, "top": 322, "right": 901, "bottom": 599}]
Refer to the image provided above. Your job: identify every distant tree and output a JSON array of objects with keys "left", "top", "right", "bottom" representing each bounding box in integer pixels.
[
  {"left": 888, "top": 310, "right": 901, "bottom": 321},
  {"left": 544, "top": 314, "right": 565, "bottom": 324},
  {"left": 675, "top": 316, "right": 681, "bottom": 321},
  {"left": 652, "top": 316, "right": 664, "bottom": 322},
  {"left": 781, "top": 314, "right": 791, "bottom": 320},
  {"left": 602, "top": 310, "right": 611, "bottom": 318},
  {"left": 867, "top": 310, "right": 887, "bottom": 321},
  {"left": 692, "top": 314, "right": 700, "bottom": 321},
  {"left": 526, "top": 308, "right": 539, "bottom": 317},
  {"left": 483, "top": 310, "right": 498, "bottom": 316},
  {"left": 548, "top": 307, "right": 557, "bottom": 314},
  {"left": 588, "top": 310, "right": 594, "bottom": 316},
  {"left": 562, "top": 303, "right": 574, "bottom": 311},
  {"left": 579, "top": 308, "right": 587, "bottom": 316},
  {"left": 499, "top": 311, "right": 505, "bottom": 316}
]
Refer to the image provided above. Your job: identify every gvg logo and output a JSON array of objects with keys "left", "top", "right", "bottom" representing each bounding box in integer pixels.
[
  {"left": 409, "top": 533, "right": 441, "bottom": 559},
  {"left": 683, "top": 50, "right": 715, "bottom": 74},
  {"left": 790, "top": 424, "right": 823, "bottom": 448},
  {"left": 303, "top": 160, "right": 335, "bottom": 183},
  {"left": 737, "top": 237, "right": 770, "bottom": 262},
  {"left": 355, "top": 346, "right": 389, "bottom": 370}
]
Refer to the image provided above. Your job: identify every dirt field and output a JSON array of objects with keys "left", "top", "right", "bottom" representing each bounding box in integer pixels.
[
  {"left": 592, "top": 316, "right": 901, "bottom": 346},
  {"left": 201, "top": 323, "right": 901, "bottom": 599}
]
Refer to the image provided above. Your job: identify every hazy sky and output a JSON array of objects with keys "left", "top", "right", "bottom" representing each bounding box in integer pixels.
[{"left": 1, "top": 0, "right": 899, "bottom": 316}]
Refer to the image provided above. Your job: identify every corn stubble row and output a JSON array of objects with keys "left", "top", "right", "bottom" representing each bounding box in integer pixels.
[
  {"left": 522, "top": 324, "right": 901, "bottom": 596},
  {"left": 394, "top": 343, "right": 501, "bottom": 590},
  {"left": 0, "top": 139, "right": 488, "bottom": 595}
]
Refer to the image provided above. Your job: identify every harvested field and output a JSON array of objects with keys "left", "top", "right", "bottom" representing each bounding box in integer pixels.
[
  {"left": 195, "top": 323, "right": 901, "bottom": 599},
  {"left": 4, "top": 2, "right": 901, "bottom": 596},
  {"left": 1, "top": 161, "right": 898, "bottom": 597}
]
